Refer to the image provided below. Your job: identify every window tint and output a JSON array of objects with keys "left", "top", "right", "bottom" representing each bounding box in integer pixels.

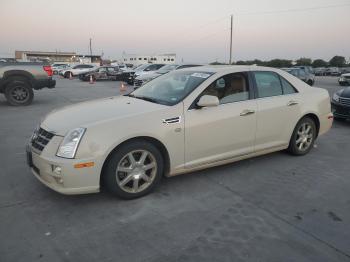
[
  {"left": 280, "top": 77, "right": 296, "bottom": 94},
  {"left": 254, "top": 72, "right": 283, "bottom": 98},
  {"left": 199, "top": 72, "right": 250, "bottom": 104}
]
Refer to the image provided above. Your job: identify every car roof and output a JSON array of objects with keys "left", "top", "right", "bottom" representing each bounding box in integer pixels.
[{"left": 177, "top": 65, "right": 284, "bottom": 74}]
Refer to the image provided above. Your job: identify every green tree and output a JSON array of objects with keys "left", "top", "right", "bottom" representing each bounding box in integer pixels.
[
  {"left": 235, "top": 60, "right": 247, "bottom": 65},
  {"left": 329, "top": 56, "right": 346, "bottom": 67},
  {"left": 265, "top": 59, "right": 292, "bottom": 68},
  {"left": 295, "top": 57, "right": 312, "bottom": 66},
  {"left": 312, "top": 59, "right": 328, "bottom": 68}
]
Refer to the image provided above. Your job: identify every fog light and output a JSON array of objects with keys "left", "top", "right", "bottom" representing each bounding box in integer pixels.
[{"left": 52, "top": 165, "right": 62, "bottom": 176}]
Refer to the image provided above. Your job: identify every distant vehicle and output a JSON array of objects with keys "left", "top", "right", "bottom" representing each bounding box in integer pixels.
[
  {"left": 294, "top": 66, "right": 314, "bottom": 75},
  {"left": 285, "top": 68, "right": 314, "bottom": 86},
  {"left": 331, "top": 86, "right": 350, "bottom": 120},
  {"left": 325, "top": 67, "right": 341, "bottom": 76},
  {"left": 338, "top": 73, "right": 350, "bottom": 86},
  {"left": 133, "top": 63, "right": 166, "bottom": 79},
  {"left": 119, "top": 64, "right": 165, "bottom": 85},
  {"left": 51, "top": 63, "right": 70, "bottom": 75},
  {"left": 60, "top": 64, "right": 96, "bottom": 78},
  {"left": 314, "top": 67, "right": 326, "bottom": 76},
  {"left": 79, "top": 66, "right": 122, "bottom": 81},
  {"left": 134, "top": 64, "right": 203, "bottom": 88},
  {"left": 0, "top": 62, "right": 55, "bottom": 106}
]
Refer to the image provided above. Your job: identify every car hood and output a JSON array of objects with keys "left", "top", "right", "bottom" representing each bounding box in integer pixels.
[
  {"left": 341, "top": 73, "right": 350, "bottom": 77},
  {"left": 339, "top": 87, "right": 350, "bottom": 98},
  {"left": 41, "top": 96, "right": 167, "bottom": 136}
]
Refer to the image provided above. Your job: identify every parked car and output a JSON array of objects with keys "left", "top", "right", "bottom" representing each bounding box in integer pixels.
[
  {"left": 60, "top": 64, "right": 96, "bottom": 78},
  {"left": 51, "top": 63, "right": 70, "bottom": 74},
  {"left": 338, "top": 73, "right": 350, "bottom": 86},
  {"left": 118, "top": 64, "right": 165, "bottom": 85},
  {"left": 325, "top": 67, "right": 341, "bottom": 76},
  {"left": 134, "top": 64, "right": 203, "bottom": 88},
  {"left": 314, "top": 67, "right": 326, "bottom": 76},
  {"left": 79, "top": 66, "right": 122, "bottom": 81},
  {"left": 26, "top": 66, "right": 332, "bottom": 199},
  {"left": 285, "top": 68, "right": 315, "bottom": 86},
  {"left": 0, "top": 62, "right": 55, "bottom": 106},
  {"left": 331, "top": 86, "right": 350, "bottom": 120}
]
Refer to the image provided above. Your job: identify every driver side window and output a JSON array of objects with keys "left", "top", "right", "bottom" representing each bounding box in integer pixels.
[{"left": 199, "top": 72, "right": 250, "bottom": 104}]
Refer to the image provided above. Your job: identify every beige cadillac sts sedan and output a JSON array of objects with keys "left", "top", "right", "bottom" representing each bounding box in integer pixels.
[{"left": 26, "top": 66, "right": 333, "bottom": 199}]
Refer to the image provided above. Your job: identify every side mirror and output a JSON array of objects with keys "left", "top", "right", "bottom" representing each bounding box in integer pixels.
[{"left": 197, "top": 95, "right": 219, "bottom": 108}]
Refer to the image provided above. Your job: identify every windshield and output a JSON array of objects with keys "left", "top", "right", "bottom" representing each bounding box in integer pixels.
[
  {"left": 130, "top": 70, "right": 214, "bottom": 106},
  {"left": 157, "top": 64, "right": 178, "bottom": 74}
]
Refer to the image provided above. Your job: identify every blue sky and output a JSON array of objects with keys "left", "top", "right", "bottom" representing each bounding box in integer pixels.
[{"left": 0, "top": 0, "right": 349, "bottom": 63}]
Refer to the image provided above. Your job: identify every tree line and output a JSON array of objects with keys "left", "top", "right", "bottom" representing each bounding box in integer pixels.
[{"left": 211, "top": 56, "right": 348, "bottom": 68}]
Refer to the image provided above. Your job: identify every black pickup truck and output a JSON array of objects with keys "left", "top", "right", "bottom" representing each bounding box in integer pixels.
[{"left": 0, "top": 62, "right": 56, "bottom": 106}]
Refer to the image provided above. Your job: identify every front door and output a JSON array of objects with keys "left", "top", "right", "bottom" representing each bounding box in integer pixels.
[{"left": 185, "top": 72, "right": 257, "bottom": 168}]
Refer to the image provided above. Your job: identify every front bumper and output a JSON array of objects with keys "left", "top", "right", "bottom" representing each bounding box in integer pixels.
[
  {"left": 26, "top": 142, "right": 100, "bottom": 195},
  {"left": 331, "top": 101, "right": 350, "bottom": 119}
]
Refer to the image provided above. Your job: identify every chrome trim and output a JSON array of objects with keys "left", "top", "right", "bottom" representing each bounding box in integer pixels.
[{"left": 162, "top": 116, "right": 181, "bottom": 124}]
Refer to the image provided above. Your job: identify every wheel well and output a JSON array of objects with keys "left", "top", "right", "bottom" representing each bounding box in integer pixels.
[
  {"left": 3, "top": 75, "right": 32, "bottom": 89},
  {"left": 303, "top": 113, "right": 320, "bottom": 137},
  {"left": 100, "top": 136, "right": 171, "bottom": 186}
]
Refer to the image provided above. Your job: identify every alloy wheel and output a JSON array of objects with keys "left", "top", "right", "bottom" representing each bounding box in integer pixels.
[
  {"left": 295, "top": 123, "right": 313, "bottom": 151},
  {"left": 116, "top": 150, "right": 157, "bottom": 193}
]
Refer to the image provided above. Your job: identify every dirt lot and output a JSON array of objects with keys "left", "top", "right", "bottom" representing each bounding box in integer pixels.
[{"left": 0, "top": 76, "right": 349, "bottom": 262}]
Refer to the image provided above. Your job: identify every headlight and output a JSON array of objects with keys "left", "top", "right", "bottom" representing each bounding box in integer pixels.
[
  {"left": 332, "top": 93, "right": 340, "bottom": 102},
  {"left": 339, "top": 77, "right": 345, "bottom": 81},
  {"left": 56, "top": 127, "right": 86, "bottom": 159}
]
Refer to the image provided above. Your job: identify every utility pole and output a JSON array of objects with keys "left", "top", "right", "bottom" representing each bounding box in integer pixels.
[
  {"left": 229, "top": 14, "right": 233, "bottom": 65},
  {"left": 89, "top": 38, "right": 92, "bottom": 56}
]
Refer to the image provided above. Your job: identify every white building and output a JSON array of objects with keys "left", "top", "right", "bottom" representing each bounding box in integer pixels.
[{"left": 122, "top": 53, "right": 176, "bottom": 66}]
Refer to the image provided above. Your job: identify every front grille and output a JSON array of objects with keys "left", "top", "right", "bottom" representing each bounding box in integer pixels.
[
  {"left": 339, "top": 97, "right": 350, "bottom": 107},
  {"left": 31, "top": 128, "right": 54, "bottom": 153},
  {"left": 344, "top": 76, "right": 350, "bottom": 80},
  {"left": 134, "top": 79, "right": 143, "bottom": 87}
]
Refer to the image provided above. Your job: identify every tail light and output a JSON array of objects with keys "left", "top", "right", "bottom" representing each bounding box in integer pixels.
[{"left": 43, "top": 65, "right": 53, "bottom": 77}]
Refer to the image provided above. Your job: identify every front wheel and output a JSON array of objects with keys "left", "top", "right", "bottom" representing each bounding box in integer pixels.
[
  {"left": 102, "top": 140, "right": 163, "bottom": 199},
  {"left": 287, "top": 117, "right": 316, "bottom": 156}
]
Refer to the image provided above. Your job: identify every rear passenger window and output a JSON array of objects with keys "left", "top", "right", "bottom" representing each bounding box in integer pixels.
[
  {"left": 254, "top": 72, "right": 282, "bottom": 98},
  {"left": 280, "top": 77, "right": 296, "bottom": 94}
]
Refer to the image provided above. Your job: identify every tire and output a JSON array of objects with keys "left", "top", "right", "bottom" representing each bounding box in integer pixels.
[
  {"left": 102, "top": 140, "right": 164, "bottom": 199},
  {"left": 307, "top": 79, "right": 313, "bottom": 86},
  {"left": 64, "top": 71, "right": 72, "bottom": 78},
  {"left": 287, "top": 117, "right": 316, "bottom": 156},
  {"left": 4, "top": 77, "right": 34, "bottom": 106}
]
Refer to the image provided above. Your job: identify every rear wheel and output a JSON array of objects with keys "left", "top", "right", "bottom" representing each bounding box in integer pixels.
[
  {"left": 4, "top": 78, "right": 34, "bottom": 106},
  {"left": 102, "top": 140, "right": 163, "bottom": 199},
  {"left": 287, "top": 117, "right": 316, "bottom": 156}
]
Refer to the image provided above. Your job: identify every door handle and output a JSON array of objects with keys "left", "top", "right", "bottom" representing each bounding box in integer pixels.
[
  {"left": 240, "top": 109, "right": 255, "bottom": 116},
  {"left": 287, "top": 100, "right": 299, "bottom": 106}
]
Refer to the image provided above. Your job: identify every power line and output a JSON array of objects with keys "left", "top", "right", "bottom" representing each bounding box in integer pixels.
[{"left": 237, "top": 3, "right": 350, "bottom": 16}]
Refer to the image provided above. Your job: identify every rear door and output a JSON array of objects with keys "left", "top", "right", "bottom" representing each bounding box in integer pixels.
[{"left": 252, "top": 71, "right": 301, "bottom": 152}]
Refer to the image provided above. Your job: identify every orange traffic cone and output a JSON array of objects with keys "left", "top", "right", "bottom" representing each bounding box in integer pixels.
[
  {"left": 89, "top": 75, "right": 94, "bottom": 84},
  {"left": 119, "top": 82, "right": 127, "bottom": 92},
  {"left": 69, "top": 72, "right": 73, "bottom": 80}
]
